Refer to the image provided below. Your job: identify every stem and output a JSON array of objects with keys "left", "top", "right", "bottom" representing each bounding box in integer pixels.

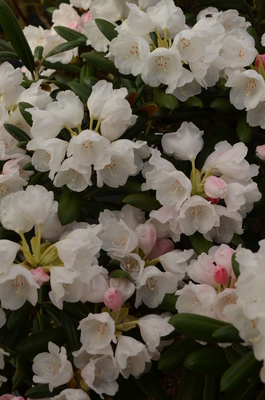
[
  {"left": 89, "top": 116, "right": 94, "bottom": 131},
  {"left": 94, "top": 117, "right": 101, "bottom": 133},
  {"left": 36, "top": 223, "right": 43, "bottom": 261},
  {"left": 64, "top": 124, "right": 77, "bottom": 137},
  {"left": 115, "top": 320, "right": 138, "bottom": 331},
  {"left": 163, "top": 28, "right": 168, "bottom": 48},
  {"left": 155, "top": 28, "right": 164, "bottom": 48},
  {"left": 38, "top": 243, "right": 55, "bottom": 264}
]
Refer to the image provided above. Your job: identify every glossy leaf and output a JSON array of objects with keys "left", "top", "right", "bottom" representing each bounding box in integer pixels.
[
  {"left": 220, "top": 350, "right": 261, "bottom": 392},
  {"left": 60, "top": 311, "right": 80, "bottom": 352},
  {"left": 212, "top": 324, "right": 242, "bottom": 343},
  {"left": 0, "top": 51, "right": 20, "bottom": 60},
  {"left": 0, "top": 39, "right": 14, "bottom": 52},
  {"left": 176, "top": 367, "right": 205, "bottom": 400},
  {"left": 169, "top": 313, "right": 229, "bottom": 343},
  {"left": 25, "top": 384, "right": 64, "bottom": 399},
  {"left": 237, "top": 115, "right": 254, "bottom": 143},
  {"left": 232, "top": 253, "right": 240, "bottom": 279},
  {"left": 203, "top": 375, "right": 220, "bottom": 400},
  {"left": 7, "top": 301, "right": 32, "bottom": 329},
  {"left": 53, "top": 26, "right": 87, "bottom": 44},
  {"left": 121, "top": 111, "right": 148, "bottom": 140},
  {"left": 154, "top": 90, "right": 179, "bottom": 110},
  {"left": 68, "top": 81, "right": 91, "bottom": 102},
  {"left": 63, "top": 302, "right": 91, "bottom": 321},
  {"left": 158, "top": 338, "right": 201, "bottom": 372},
  {"left": 16, "top": 357, "right": 33, "bottom": 385},
  {"left": 58, "top": 187, "right": 84, "bottom": 226},
  {"left": 34, "top": 46, "right": 43, "bottom": 60},
  {"left": 123, "top": 194, "right": 161, "bottom": 212},
  {"left": 42, "top": 60, "right": 81, "bottom": 73},
  {"left": 18, "top": 102, "right": 34, "bottom": 127},
  {"left": 95, "top": 18, "right": 118, "bottom": 41},
  {"left": 0, "top": 0, "right": 35, "bottom": 73},
  {"left": 224, "top": 382, "right": 257, "bottom": 400},
  {"left": 159, "top": 293, "right": 178, "bottom": 313},
  {"left": 210, "top": 98, "right": 235, "bottom": 113},
  {"left": 109, "top": 269, "right": 134, "bottom": 283},
  {"left": 189, "top": 232, "right": 213, "bottom": 255},
  {"left": 184, "top": 347, "right": 229, "bottom": 375},
  {"left": 45, "top": 39, "right": 83, "bottom": 59},
  {"left": 4, "top": 123, "right": 31, "bottom": 142},
  {"left": 182, "top": 96, "right": 203, "bottom": 108}
]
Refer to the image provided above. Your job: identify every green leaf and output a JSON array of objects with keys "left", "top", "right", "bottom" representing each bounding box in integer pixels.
[
  {"left": 34, "top": 46, "right": 43, "bottom": 61},
  {"left": 18, "top": 102, "right": 34, "bottom": 127},
  {"left": 32, "top": 314, "right": 52, "bottom": 334},
  {"left": 232, "top": 253, "right": 240, "bottom": 279},
  {"left": 189, "top": 232, "right": 213, "bottom": 255},
  {"left": 81, "top": 51, "right": 135, "bottom": 80},
  {"left": 154, "top": 91, "right": 179, "bottom": 110},
  {"left": 210, "top": 98, "right": 235, "bottom": 113},
  {"left": 135, "top": 102, "right": 159, "bottom": 117},
  {"left": 0, "top": 39, "right": 14, "bottom": 52},
  {"left": 3, "top": 123, "right": 31, "bottom": 142},
  {"left": 109, "top": 269, "right": 134, "bottom": 283},
  {"left": 158, "top": 338, "right": 201, "bottom": 372},
  {"left": 45, "top": 39, "right": 83, "bottom": 59},
  {"left": 0, "top": 0, "right": 35, "bottom": 73},
  {"left": 22, "top": 162, "right": 34, "bottom": 171},
  {"left": 131, "top": 371, "right": 166, "bottom": 400},
  {"left": 25, "top": 384, "right": 64, "bottom": 399},
  {"left": 184, "top": 347, "right": 230, "bottom": 375},
  {"left": 203, "top": 375, "right": 220, "bottom": 400},
  {"left": 16, "top": 356, "right": 33, "bottom": 385},
  {"left": 53, "top": 26, "right": 87, "bottom": 44},
  {"left": 122, "top": 194, "right": 161, "bottom": 212},
  {"left": 68, "top": 81, "right": 91, "bottom": 102},
  {"left": 182, "top": 96, "right": 203, "bottom": 108},
  {"left": 95, "top": 19, "right": 118, "bottom": 41},
  {"left": 237, "top": 115, "right": 254, "bottom": 143},
  {"left": 60, "top": 311, "right": 80, "bottom": 352},
  {"left": 80, "top": 63, "right": 97, "bottom": 79},
  {"left": 224, "top": 382, "right": 257, "bottom": 400},
  {"left": 121, "top": 111, "right": 148, "bottom": 140},
  {"left": 220, "top": 350, "right": 261, "bottom": 392},
  {"left": 7, "top": 301, "right": 32, "bottom": 329},
  {"left": 169, "top": 313, "right": 229, "bottom": 343},
  {"left": 0, "top": 51, "right": 20, "bottom": 60},
  {"left": 42, "top": 60, "right": 81, "bottom": 73},
  {"left": 212, "top": 324, "right": 242, "bottom": 343},
  {"left": 58, "top": 187, "right": 84, "bottom": 226},
  {"left": 176, "top": 367, "right": 205, "bottom": 400},
  {"left": 159, "top": 293, "right": 178, "bottom": 313},
  {"left": 63, "top": 302, "right": 90, "bottom": 321},
  {"left": 15, "top": 327, "right": 66, "bottom": 357},
  {"left": 44, "top": 304, "right": 62, "bottom": 327}
]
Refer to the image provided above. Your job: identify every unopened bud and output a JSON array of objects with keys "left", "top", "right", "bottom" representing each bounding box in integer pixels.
[
  {"left": 103, "top": 287, "right": 122, "bottom": 312},
  {"left": 214, "top": 265, "right": 229, "bottom": 285}
]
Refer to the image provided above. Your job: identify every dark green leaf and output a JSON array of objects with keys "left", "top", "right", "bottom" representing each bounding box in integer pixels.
[
  {"left": 189, "top": 232, "right": 213, "bottom": 255},
  {"left": 34, "top": 46, "right": 43, "bottom": 61},
  {"left": 81, "top": 63, "right": 97, "bottom": 79},
  {"left": 257, "top": 387, "right": 265, "bottom": 400},
  {"left": 32, "top": 314, "right": 52, "bottom": 334},
  {"left": 0, "top": 0, "right": 35, "bottom": 73},
  {"left": 210, "top": 98, "right": 235, "bottom": 113},
  {"left": 220, "top": 350, "right": 261, "bottom": 392},
  {"left": 224, "top": 382, "right": 257, "bottom": 400},
  {"left": 95, "top": 19, "right": 118, "bottom": 41},
  {"left": 121, "top": 111, "right": 148, "bottom": 140},
  {"left": 169, "top": 313, "right": 229, "bottom": 343},
  {"left": 45, "top": 39, "right": 83, "bottom": 59},
  {"left": 158, "top": 338, "right": 201, "bottom": 372},
  {"left": 42, "top": 60, "right": 81, "bottom": 73},
  {"left": 53, "top": 26, "right": 87, "bottom": 44},
  {"left": 58, "top": 188, "right": 84, "bottom": 226},
  {"left": 7, "top": 301, "right": 32, "bottom": 329},
  {"left": 16, "top": 356, "right": 33, "bottom": 385},
  {"left": 184, "top": 347, "right": 229, "bottom": 375},
  {"left": 109, "top": 269, "right": 133, "bottom": 283},
  {"left": 25, "top": 384, "right": 64, "bottom": 399},
  {"left": 18, "top": 102, "right": 34, "bottom": 127},
  {"left": 0, "top": 51, "right": 20, "bottom": 60},
  {"left": 44, "top": 304, "right": 62, "bottom": 327},
  {"left": 182, "top": 96, "right": 203, "bottom": 108},
  {"left": 22, "top": 162, "right": 34, "bottom": 171},
  {"left": 63, "top": 302, "right": 90, "bottom": 321},
  {"left": 81, "top": 51, "right": 135, "bottom": 80},
  {"left": 154, "top": 91, "right": 179, "bottom": 110},
  {"left": 60, "top": 311, "right": 80, "bottom": 352},
  {"left": 232, "top": 253, "right": 240, "bottom": 279},
  {"left": 0, "top": 39, "right": 14, "bottom": 52},
  {"left": 68, "top": 81, "right": 91, "bottom": 102},
  {"left": 131, "top": 371, "right": 166, "bottom": 400},
  {"left": 176, "top": 367, "right": 205, "bottom": 400},
  {"left": 237, "top": 115, "right": 254, "bottom": 143},
  {"left": 203, "top": 375, "right": 220, "bottom": 400},
  {"left": 15, "top": 327, "right": 66, "bottom": 357},
  {"left": 12, "top": 370, "right": 23, "bottom": 393},
  {"left": 159, "top": 293, "right": 178, "bottom": 313},
  {"left": 212, "top": 324, "right": 242, "bottom": 343},
  {"left": 122, "top": 194, "right": 161, "bottom": 212},
  {"left": 46, "top": 7, "right": 57, "bottom": 14},
  {"left": 4, "top": 123, "right": 31, "bottom": 142}
]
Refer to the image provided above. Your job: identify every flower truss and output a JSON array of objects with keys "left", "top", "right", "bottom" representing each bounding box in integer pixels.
[{"left": 0, "top": 0, "right": 265, "bottom": 399}]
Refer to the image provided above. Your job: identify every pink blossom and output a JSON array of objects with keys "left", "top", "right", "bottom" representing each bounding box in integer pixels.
[
  {"left": 30, "top": 267, "right": 50, "bottom": 286},
  {"left": 147, "top": 238, "right": 174, "bottom": 259},
  {"left": 214, "top": 265, "right": 229, "bottom": 285},
  {"left": 255, "top": 54, "right": 265, "bottom": 71},
  {"left": 135, "top": 222, "right": 157, "bottom": 256},
  {"left": 83, "top": 11, "right": 91, "bottom": 23},
  {"left": 256, "top": 144, "right": 265, "bottom": 161},
  {"left": 214, "top": 244, "right": 234, "bottom": 275},
  {"left": 104, "top": 287, "right": 122, "bottom": 312},
  {"left": 67, "top": 21, "right": 82, "bottom": 32},
  {"left": 204, "top": 176, "right": 228, "bottom": 199}
]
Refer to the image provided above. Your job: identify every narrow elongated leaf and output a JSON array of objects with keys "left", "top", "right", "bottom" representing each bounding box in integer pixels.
[
  {"left": 123, "top": 194, "right": 161, "bottom": 212},
  {"left": 7, "top": 301, "right": 32, "bottom": 329},
  {"left": 159, "top": 293, "right": 178, "bottom": 313},
  {"left": 232, "top": 253, "right": 240, "bottom": 279},
  {"left": 18, "top": 102, "right": 34, "bottom": 127},
  {"left": 158, "top": 338, "right": 201, "bottom": 372},
  {"left": 95, "top": 19, "right": 118, "bottom": 41},
  {"left": 58, "top": 188, "right": 84, "bottom": 226},
  {"left": 0, "top": 39, "right": 14, "bottom": 52},
  {"left": 60, "top": 311, "right": 80, "bottom": 351},
  {"left": 53, "top": 26, "right": 87, "bottom": 44},
  {"left": 169, "top": 313, "right": 229, "bottom": 343},
  {"left": 4, "top": 123, "right": 31, "bottom": 142},
  {"left": 63, "top": 302, "right": 90, "bottom": 320},
  {"left": 212, "top": 324, "right": 242, "bottom": 343},
  {"left": 25, "top": 384, "right": 64, "bottom": 399},
  {"left": 42, "top": 60, "right": 81, "bottom": 73},
  {"left": 203, "top": 375, "right": 220, "bottom": 400},
  {"left": 237, "top": 115, "right": 253, "bottom": 143},
  {"left": 16, "top": 356, "right": 33, "bottom": 385},
  {"left": 224, "top": 382, "right": 257, "bottom": 400},
  {"left": 15, "top": 327, "right": 66, "bottom": 357},
  {"left": 0, "top": 0, "right": 35, "bottom": 73},
  {"left": 81, "top": 51, "right": 135, "bottom": 80},
  {"left": 220, "top": 350, "right": 261, "bottom": 392},
  {"left": 131, "top": 371, "right": 166, "bottom": 400},
  {"left": 184, "top": 347, "right": 229, "bottom": 375},
  {"left": 189, "top": 232, "right": 213, "bottom": 255},
  {"left": 34, "top": 46, "right": 43, "bottom": 61},
  {"left": 109, "top": 269, "right": 134, "bottom": 283},
  {"left": 0, "top": 51, "right": 20, "bottom": 60},
  {"left": 44, "top": 304, "right": 62, "bottom": 327},
  {"left": 120, "top": 111, "right": 148, "bottom": 140},
  {"left": 176, "top": 367, "right": 205, "bottom": 400},
  {"left": 45, "top": 39, "right": 83, "bottom": 59},
  {"left": 210, "top": 98, "right": 235, "bottom": 113},
  {"left": 68, "top": 81, "right": 91, "bottom": 102}
]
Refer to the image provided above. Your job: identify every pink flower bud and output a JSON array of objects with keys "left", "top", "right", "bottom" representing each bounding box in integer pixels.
[
  {"left": 135, "top": 222, "right": 157, "bottom": 256},
  {"left": 255, "top": 54, "right": 265, "bottom": 70},
  {"left": 103, "top": 287, "right": 122, "bottom": 312},
  {"left": 256, "top": 144, "right": 265, "bottom": 161},
  {"left": 214, "top": 244, "right": 234, "bottom": 275},
  {"left": 147, "top": 238, "right": 174, "bottom": 259},
  {"left": 83, "top": 11, "right": 91, "bottom": 23},
  {"left": 204, "top": 176, "right": 228, "bottom": 199},
  {"left": 206, "top": 197, "right": 220, "bottom": 205},
  {"left": 30, "top": 267, "right": 50, "bottom": 286},
  {"left": 213, "top": 265, "right": 229, "bottom": 285}
]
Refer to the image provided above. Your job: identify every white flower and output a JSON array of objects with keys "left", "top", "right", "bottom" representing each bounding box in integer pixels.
[
  {"left": 84, "top": 21, "right": 110, "bottom": 52},
  {"left": 49, "top": 267, "right": 82, "bottom": 310},
  {"left": 215, "top": 289, "right": 237, "bottom": 322},
  {"left": 159, "top": 249, "right": 194, "bottom": 279},
  {"left": 247, "top": 100, "right": 265, "bottom": 129},
  {"left": 78, "top": 312, "right": 117, "bottom": 350},
  {"left": 0, "top": 192, "right": 34, "bottom": 233},
  {"left": 188, "top": 253, "right": 218, "bottom": 287},
  {"left": 101, "top": 219, "right": 138, "bottom": 257},
  {"left": 32, "top": 342, "right": 74, "bottom": 392},
  {"left": 137, "top": 314, "right": 175, "bottom": 352},
  {"left": 115, "top": 335, "right": 151, "bottom": 378},
  {"left": 53, "top": 157, "right": 92, "bottom": 192},
  {"left": 53, "top": 388, "right": 91, "bottom": 400},
  {"left": 162, "top": 121, "right": 204, "bottom": 161}
]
